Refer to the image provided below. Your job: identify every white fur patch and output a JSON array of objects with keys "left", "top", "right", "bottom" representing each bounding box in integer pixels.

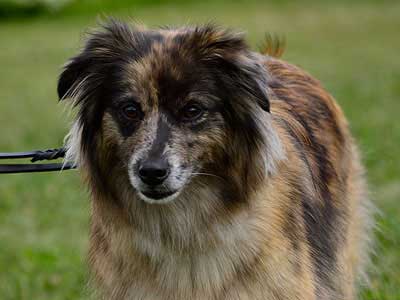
[
  {"left": 137, "top": 190, "right": 181, "bottom": 205},
  {"left": 258, "top": 111, "right": 286, "bottom": 174},
  {"left": 63, "top": 121, "right": 82, "bottom": 168}
]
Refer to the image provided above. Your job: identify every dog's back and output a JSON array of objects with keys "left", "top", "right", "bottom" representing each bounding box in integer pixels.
[{"left": 265, "top": 58, "right": 373, "bottom": 299}]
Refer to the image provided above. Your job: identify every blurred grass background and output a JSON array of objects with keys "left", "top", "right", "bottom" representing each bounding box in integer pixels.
[{"left": 0, "top": 0, "right": 399, "bottom": 299}]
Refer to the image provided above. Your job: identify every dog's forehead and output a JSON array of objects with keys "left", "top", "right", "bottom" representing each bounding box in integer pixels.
[{"left": 122, "top": 30, "right": 209, "bottom": 107}]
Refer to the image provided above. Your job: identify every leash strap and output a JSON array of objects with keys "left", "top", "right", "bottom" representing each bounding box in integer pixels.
[
  {"left": 0, "top": 148, "right": 77, "bottom": 174},
  {"left": 0, "top": 162, "right": 76, "bottom": 174}
]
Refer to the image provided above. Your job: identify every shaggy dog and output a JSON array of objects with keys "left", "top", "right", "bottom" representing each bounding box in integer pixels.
[{"left": 58, "top": 20, "right": 373, "bottom": 300}]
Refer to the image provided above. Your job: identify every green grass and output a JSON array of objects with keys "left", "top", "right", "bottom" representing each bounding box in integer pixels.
[{"left": 0, "top": 1, "right": 399, "bottom": 299}]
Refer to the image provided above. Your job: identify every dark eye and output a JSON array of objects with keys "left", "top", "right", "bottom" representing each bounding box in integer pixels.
[
  {"left": 121, "top": 103, "right": 141, "bottom": 120},
  {"left": 182, "top": 103, "right": 204, "bottom": 121}
]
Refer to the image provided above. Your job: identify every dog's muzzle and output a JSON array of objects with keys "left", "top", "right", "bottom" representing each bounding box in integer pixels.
[{"left": 135, "top": 156, "right": 177, "bottom": 201}]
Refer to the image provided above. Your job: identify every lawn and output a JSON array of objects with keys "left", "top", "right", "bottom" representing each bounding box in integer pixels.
[{"left": 0, "top": 1, "right": 399, "bottom": 299}]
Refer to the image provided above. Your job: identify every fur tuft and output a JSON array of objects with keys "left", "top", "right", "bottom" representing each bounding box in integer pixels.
[{"left": 259, "top": 33, "right": 286, "bottom": 58}]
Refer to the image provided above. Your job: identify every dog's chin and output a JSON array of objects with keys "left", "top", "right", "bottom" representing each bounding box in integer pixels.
[{"left": 137, "top": 189, "right": 180, "bottom": 205}]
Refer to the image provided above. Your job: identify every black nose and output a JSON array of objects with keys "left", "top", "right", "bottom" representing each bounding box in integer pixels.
[{"left": 138, "top": 159, "right": 170, "bottom": 186}]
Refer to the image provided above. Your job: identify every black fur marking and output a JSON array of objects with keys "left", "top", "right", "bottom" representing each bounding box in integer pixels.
[
  {"left": 283, "top": 208, "right": 301, "bottom": 252},
  {"left": 275, "top": 123, "right": 343, "bottom": 293},
  {"left": 157, "top": 69, "right": 196, "bottom": 109},
  {"left": 147, "top": 116, "right": 171, "bottom": 161},
  {"left": 109, "top": 98, "right": 144, "bottom": 138},
  {"left": 207, "top": 56, "right": 270, "bottom": 113},
  {"left": 307, "top": 92, "right": 345, "bottom": 145},
  {"left": 300, "top": 193, "right": 345, "bottom": 297},
  {"left": 220, "top": 103, "right": 266, "bottom": 204},
  {"left": 275, "top": 95, "right": 346, "bottom": 294}
]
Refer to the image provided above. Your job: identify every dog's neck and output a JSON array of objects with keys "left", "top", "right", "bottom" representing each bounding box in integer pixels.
[
  {"left": 90, "top": 175, "right": 265, "bottom": 257},
  {"left": 87, "top": 172, "right": 277, "bottom": 299}
]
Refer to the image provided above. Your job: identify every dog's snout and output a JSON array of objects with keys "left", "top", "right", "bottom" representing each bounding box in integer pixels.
[{"left": 138, "top": 159, "right": 170, "bottom": 186}]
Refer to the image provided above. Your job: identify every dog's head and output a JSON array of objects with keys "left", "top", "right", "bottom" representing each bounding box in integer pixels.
[{"left": 59, "top": 20, "right": 283, "bottom": 205}]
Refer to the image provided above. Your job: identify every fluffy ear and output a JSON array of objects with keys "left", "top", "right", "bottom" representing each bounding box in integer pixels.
[
  {"left": 229, "top": 55, "right": 271, "bottom": 112},
  {"left": 57, "top": 19, "right": 148, "bottom": 102},
  {"left": 188, "top": 25, "right": 270, "bottom": 112},
  {"left": 57, "top": 56, "right": 91, "bottom": 101}
]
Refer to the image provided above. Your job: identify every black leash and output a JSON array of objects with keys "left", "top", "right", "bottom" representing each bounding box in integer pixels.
[{"left": 0, "top": 148, "right": 76, "bottom": 174}]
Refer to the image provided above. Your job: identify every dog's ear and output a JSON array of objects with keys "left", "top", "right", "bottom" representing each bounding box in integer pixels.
[
  {"left": 57, "top": 19, "right": 150, "bottom": 102},
  {"left": 229, "top": 56, "right": 271, "bottom": 112},
  {"left": 57, "top": 55, "right": 91, "bottom": 101},
  {"left": 188, "top": 25, "right": 270, "bottom": 112}
]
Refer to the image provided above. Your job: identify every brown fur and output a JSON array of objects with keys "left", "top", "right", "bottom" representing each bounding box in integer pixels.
[{"left": 59, "top": 20, "right": 373, "bottom": 300}]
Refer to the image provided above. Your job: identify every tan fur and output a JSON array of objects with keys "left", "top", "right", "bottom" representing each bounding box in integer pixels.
[
  {"left": 60, "top": 22, "right": 373, "bottom": 300},
  {"left": 260, "top": 34, "right": 286, "bottom": 58},
  {"left": 85, "top": 61, "right": 371, "bottom": 299}
]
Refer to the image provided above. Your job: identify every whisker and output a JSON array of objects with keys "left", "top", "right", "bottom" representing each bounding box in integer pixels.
[{"left": 192, "top": 172, "right": 225, "bottom": 181}]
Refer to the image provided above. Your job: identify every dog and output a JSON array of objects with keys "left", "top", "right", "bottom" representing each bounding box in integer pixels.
[{"left": 58, "top": 19, "right": 373, "bottom": 300}]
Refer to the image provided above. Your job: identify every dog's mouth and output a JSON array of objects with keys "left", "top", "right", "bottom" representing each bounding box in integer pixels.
[
  {"left": 138, "top": 189, "right": 179, "bottom": 204},
  {"left": 128, "top": 164, "right": 190, "bottom": 204}
]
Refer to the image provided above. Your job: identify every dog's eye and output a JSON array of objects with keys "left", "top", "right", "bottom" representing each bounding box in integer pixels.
[
  {"left": 122, "top": 103, "right": 141, "bottom": 120},
  {"left": 182, "top": 103, "right": 204, "bottom": 121}
]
